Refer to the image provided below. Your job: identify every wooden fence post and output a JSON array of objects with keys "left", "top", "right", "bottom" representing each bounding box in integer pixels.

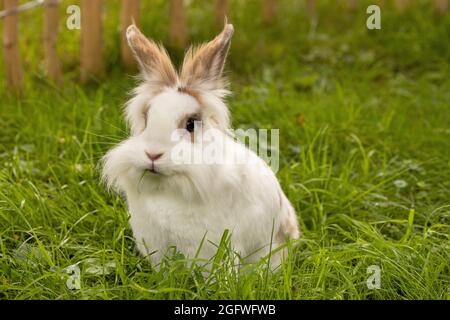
[
  {"left": 121, "top": 0, "right": 140, "bottom": 70},
  {"left": 346, "top": 0, "right": 358, "bottom": 11},
  {"left": 307, "top": 0, "right": 317, "bottom": 18},
  {"left": 215, "top": 0, "right": 228, "bottom": 29},
  {"left": 3, "top": 0, "right": 23, "bottom": 93},
  {"left": 80, "top": 0, "right": 103, "bottom": 82},
  {"left": 433, "top": 0, "right": 449, "bottom": 13},
  {"left": 169, "top": 0, "right": 187, "bottom": 49},
  {"left": 395, "top": 0, "right": 410, "bottom": 12},
  {"left": 261, "top": 0, "right": 276, "bottom": 26},
  {"left": 44, "top": 0, "right": 62, "bottom": 85},
  {"left": 306, "top": 0, "right": 318, "bottom": 36}
]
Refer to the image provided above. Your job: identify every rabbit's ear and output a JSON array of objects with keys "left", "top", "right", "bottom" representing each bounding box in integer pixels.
[
  {"left": 180, "top": 22, "right": 234, "bottom": 94},
  {"left": 126, "top": 25, "right": 178, "bottom": 88}
]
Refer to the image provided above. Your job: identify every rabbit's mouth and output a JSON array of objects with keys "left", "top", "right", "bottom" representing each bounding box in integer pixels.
[
  {"left": 146, "top": 167, "right": 161, "bottom": 175},
  {"left": 146, "top": 160, "right": 163, "bottom": 175}
]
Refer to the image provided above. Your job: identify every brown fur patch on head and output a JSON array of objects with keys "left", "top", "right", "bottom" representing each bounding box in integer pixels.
[
  {"left": 126, "top": 25, "right": 178, "bottom": 88},
  {"left": 177, "top": 86, "right": 202, "bottom": 103},
  {"left": 179, "top": 23, "right": 234, "bottom": 92}
]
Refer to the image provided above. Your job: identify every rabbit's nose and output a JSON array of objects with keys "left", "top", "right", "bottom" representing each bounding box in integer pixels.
[{"left": 146, "top": 152, "right": 163, "bottom": 161}]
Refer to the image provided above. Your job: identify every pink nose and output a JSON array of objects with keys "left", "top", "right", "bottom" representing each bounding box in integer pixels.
[{"left": 145, "top": 152, "right": 163, "bottom": 161}]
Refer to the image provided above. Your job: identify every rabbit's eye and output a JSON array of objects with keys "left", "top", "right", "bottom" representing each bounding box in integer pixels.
[
  {"left": 180, "top": 113, "right": 201, "bottom": 135},
  {"left": 186, "top": 117, "right": 198, "bottom": 133}
]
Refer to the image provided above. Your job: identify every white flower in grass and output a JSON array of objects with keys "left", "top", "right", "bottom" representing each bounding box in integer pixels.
[
  {"left": 84, "top": 258, "right": 116, "bottom": 275},
  {"left": 393, "top": 179, "right": 408, "bottom": 189}
]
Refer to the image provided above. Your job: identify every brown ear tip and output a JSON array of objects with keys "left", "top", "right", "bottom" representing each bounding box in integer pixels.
[
  {"left": 223, "top": 24, "right": 234, "bottom": 38},
  {"left": 126, "top": 24, "right": 138, "bottom": 40}
]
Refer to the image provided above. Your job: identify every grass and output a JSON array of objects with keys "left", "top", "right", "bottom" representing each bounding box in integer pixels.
[{"left": 0, "top": 0, "right": 449, "bottom": 299}]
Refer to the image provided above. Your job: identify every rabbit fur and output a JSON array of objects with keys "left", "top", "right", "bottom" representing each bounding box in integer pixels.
[{"left": 102, "top": 23, "right": 299, "bottom": 269}]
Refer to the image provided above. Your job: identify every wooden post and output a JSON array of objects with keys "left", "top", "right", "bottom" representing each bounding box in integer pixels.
[
  {"left": 347, "top": 0, "right": 358, "bottom": 11},
  {"left": 261, "top": 0, "right": 276, "bottom": 26},
  {"left": 80, "top": 0, "right": 103, "bottom": 82},
  {"left": 395, "top": 0, "right": 410, "bottom": 12},
  {"left": 215, "top": 0, "right": 228, "bottom": 29},
  {"left": 433, "top": 0, "right": 449, "bottom": 13},
  {"left": 3, "top": 0, "right": 23, "bottom": 93},
  {"left": 44, "top": 0, "right": 62, "bottom": 85},
  {"left": 120, "top": 0, "right": 140, "bottom": 70},
  {"left": 306, "top": 0, "right": 317, "bottom": 18},
  {"left": 169, "top": 0, "right": 187, "bottom": 49},
  {"left": 306, "top": 0, "right": 318, "bottom": 37}
]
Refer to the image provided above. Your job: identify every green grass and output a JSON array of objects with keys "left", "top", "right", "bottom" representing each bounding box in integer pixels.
[{"left": 0, "top": 0, "right": 449, "bottom": 299}]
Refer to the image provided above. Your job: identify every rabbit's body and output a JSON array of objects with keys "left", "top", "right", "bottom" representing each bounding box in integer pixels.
[
  {"left": 102, "top": 23, "right": 299, "bottom": 268},
  {"left": 115, "top": 132, "right": 297, "bottom": 265}
]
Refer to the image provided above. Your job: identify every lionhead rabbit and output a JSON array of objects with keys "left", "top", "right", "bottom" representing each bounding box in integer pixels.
[{"left": 102, "top": 23, "right": 299, "bottom": 268}]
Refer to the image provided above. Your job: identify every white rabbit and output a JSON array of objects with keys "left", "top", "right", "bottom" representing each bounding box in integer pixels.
[{"left": 102, "top": 23, "right": 299, "bottom": 268}]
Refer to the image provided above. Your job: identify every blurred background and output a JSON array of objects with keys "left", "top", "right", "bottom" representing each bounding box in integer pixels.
[{"left": 1, "top": 0, "right": 449, "bottom": 89}]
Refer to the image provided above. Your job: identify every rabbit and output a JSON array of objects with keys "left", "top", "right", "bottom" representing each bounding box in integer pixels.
[{"left": 102, "top": 22, "right": 299, "bottom": 269}]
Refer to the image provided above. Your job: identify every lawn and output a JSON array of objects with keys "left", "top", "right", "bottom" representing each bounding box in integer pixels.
[{"left": 0, "top": 0, "right": 449, "bottom": 299}]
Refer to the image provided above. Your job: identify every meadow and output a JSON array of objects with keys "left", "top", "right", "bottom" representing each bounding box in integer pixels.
[{"left": 0, "top": 0, "right": 449, "bottom": 299}]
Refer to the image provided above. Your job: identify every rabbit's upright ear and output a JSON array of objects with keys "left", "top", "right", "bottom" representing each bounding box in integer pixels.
[
  {"left": 126, "top": 25, "right": 178, "bottom": 88},
  {"left": 180, "top": 23, "right": 234, "bottom": 94}
]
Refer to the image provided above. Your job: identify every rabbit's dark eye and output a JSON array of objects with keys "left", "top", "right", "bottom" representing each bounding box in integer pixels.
[
  {"left": 181, "top": 113, "right": 201, "bottom": 135},
  {"left": 186, "top": 117, "right": 196, "bottom": 133}
]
